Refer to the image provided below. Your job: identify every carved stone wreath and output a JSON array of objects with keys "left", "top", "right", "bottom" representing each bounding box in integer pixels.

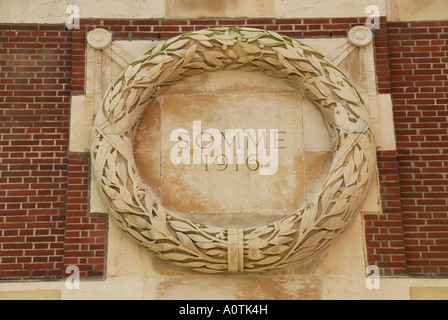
[{"left": 90, "top": 27, "right": 377, "bottom": 273}]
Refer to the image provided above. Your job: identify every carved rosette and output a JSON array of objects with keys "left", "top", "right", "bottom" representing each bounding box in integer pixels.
[
  {"left": 90, "top": 27, "right": 377, "bottom": 273},
  {"left": 87, "top": 28, "right": 112, "bottom": 49},
  {"left": 348, "top": 26, "right": 373, "bottom": 47}
]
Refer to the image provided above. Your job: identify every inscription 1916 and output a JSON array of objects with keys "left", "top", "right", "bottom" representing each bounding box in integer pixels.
[{"left": 170, "top": 121, "right": 286, "bottom": 176}]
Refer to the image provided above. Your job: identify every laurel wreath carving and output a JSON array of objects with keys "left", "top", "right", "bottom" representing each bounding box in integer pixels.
[{"left": 90, "top": 27, "right": 376, "bottom": 273}]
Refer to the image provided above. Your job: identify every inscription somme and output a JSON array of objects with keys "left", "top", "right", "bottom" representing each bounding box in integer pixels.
[{"left": 170, "top": 121, "right": 286, "bottom": 175}]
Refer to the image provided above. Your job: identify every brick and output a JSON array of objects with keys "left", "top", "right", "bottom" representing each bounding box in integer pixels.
[
  {"left": 154, "top": 25, "right": 182, "bottom": 32},
  {"left": 409, "top": 21, "right": 438, "bottom": 28},
  {"left": 246, "top": 19, "right": 273, "bottom": 25},
  {"left": 302, "top": 18, "right": 330, "bottom": 24},
  {"left": 322, "top": 23, "right": 350, "bottom": 30},
  {"left": 131, "top": 32, "right": 158, "bottom": 38},
  {"left": 103, "top": 19, "right": 131, "bottom": 26},
  {"left": 131, "top": 20, "right": 160, "bottom": 26},
  {"left": 275, "top": 18, "right": 302, "bottom": 25},
  {"left": 161, "top": 19, "right": 188, "bottom": 25},
  {"left": 333, "top": 17, "right": 362, "bottom": 24}
]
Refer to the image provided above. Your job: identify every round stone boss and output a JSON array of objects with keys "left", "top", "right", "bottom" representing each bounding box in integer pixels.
[{"left": 90, "top": 27, "right": 377, "bottom": 273}]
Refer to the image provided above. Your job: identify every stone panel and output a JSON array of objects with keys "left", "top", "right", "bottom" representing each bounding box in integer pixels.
[
  {"left": 134, "top": 71, "right": 334, "bottom": 229},
  {"left": 165, "top": 0, "right": 274, "bottom": 18},
  {"left": 387, "top": 0, "right": 448, "bottom": 21},
  {"left": 410, "top": 286, "right": 448, "bottom": 300}
]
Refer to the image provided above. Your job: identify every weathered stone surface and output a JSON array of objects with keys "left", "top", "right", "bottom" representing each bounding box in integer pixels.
[
  {"left": 134, "top": 71, "right": 333, "bottom": 229},
  {"left": 165, "top": 0, "right": 274, "bottom": 18}
]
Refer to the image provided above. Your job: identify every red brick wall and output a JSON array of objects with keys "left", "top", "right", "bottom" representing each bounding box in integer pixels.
[
  {"left": 387, "top": 21, "right": 448, "bottom": 276},
  {"left": 0, "top": 25, "right": 72, "bottom": 279},
  {"left": 0, "top": 25, "right": 107, "bottom": 280},
  {"left": 364, "top": 150, "right": 408, "bottom": 276},
  {"left": 63, "top": 153, "right": 107, "bottom": 279},
  {"left": 364, "top": 20, "right": 448, "bottom": 277},
  {"left": 1, "top": 17, "right": 447, "bottom": 281}
]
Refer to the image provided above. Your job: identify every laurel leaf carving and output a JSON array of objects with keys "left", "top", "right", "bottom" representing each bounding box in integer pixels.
[
  {"left": 91, "top": 27, "right": 376, "bottom": 274},
  {"left": 166, "top": 39, "right": 189, "bottom": 51},
  {"left": 125, "top": 215, "right": 151, "bottom": 229}
]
